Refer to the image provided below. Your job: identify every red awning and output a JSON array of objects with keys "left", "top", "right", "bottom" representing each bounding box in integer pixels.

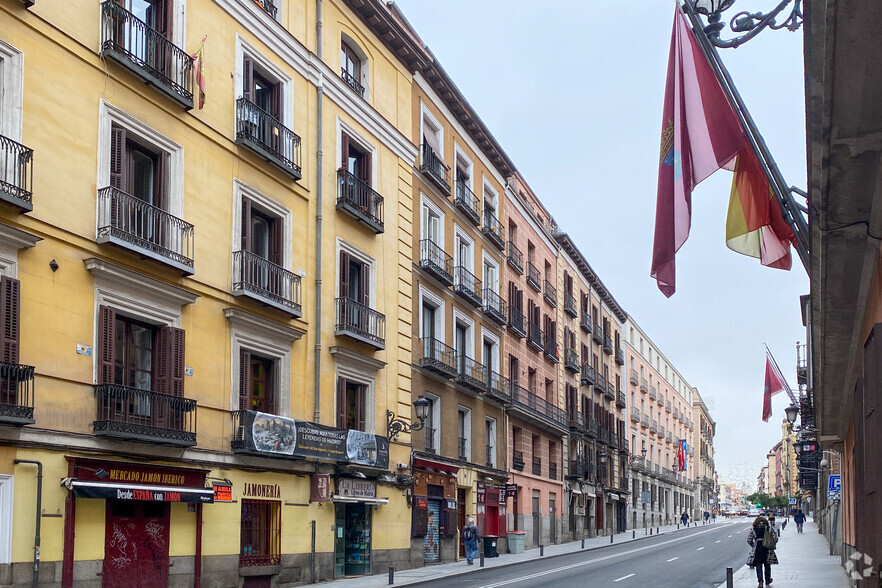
[{"left": 413, "top": 457, "right": 459, "bottom": 475}]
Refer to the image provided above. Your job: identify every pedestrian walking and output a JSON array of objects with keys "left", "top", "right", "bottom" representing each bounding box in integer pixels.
[
  {"left": 747, "top": 515, "right": 779, "bottom": 587},
  {"left": 462, "top": 517, "right": 480, "bottom": 565},
  {"left": 681, "top": 511, "right": 689, "bottom": 526},
  {"left": 793, "top": 509, "right": 806, "bottom": 533},
  {"left": 704, "top": 511, "right": 710, "bottom": 524}
]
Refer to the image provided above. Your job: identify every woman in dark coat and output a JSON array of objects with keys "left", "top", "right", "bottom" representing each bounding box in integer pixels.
[{"left": 747, "top": 516, "right": 779, "bottom": 587}]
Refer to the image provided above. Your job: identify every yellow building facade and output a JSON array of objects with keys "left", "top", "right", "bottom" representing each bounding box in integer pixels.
[{"left": 0, "top": 0, "right": 421, "bottom": 585}]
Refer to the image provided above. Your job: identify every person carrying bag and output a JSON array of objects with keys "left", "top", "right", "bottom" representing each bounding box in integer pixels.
[{"left": 747, "top": 516, "right": 779, "bottom": 587}]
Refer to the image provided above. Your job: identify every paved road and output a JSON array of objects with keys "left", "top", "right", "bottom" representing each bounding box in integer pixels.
[{"left": 414, "top": 520, "right": 754, "bottom": 588}]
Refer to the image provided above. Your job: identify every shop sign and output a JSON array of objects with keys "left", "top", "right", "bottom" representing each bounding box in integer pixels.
[
  {"left": 243, "top": 483, "right": 281, "bottom": 499},
  {"left": 212, "top": 483, "right": 233, "bottom": 502},
  {"left": 71, "top": 458, "right": 207, "bottom": 487},
  {"left": 477, "top": 482, "right": 486, "bottom": 504},
  {"left": 505, "top": 483, "right": 518, "bottom": 498},
  {"left": 236, "top": 411, "right": 390, "bottom": 468},
  {"left": 337, "top": 478, "right": 376, "bottom": 498},
  {"left": 608, "top": 493, "right": 620, "bottom": 501},
  {"left": 310, "top": 474, "right": 331, "bottom": 502}
]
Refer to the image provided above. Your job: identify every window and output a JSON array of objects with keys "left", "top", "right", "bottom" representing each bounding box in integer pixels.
[
  {"left": 454, "top": 147, "right": 472, "bottom": 187},
  {"left": 339, "top": 249, "right": 371, "bottom": 307},
  {"left": 483, "top": 180, "right": 499, "bottom": 227},
  {"left": 241, "top": 196, "right": 282, "bottom": 264},
  {"left": 240, "top": 499, "right": 281, "bottom": 566},
  {"left": 453, "top": 311, "right": 474, "bottom": 365},
  {"left": 509, "top": 355, "right": 519, "bottom": 385},
  {"left": 340, "top": 38, "right": 367, "bottom": 98},
  {"left": 0, "top": 41, "right": 24, "bottom": 142},
  {"left": 341, "top": 131, "right": 372, "bottom": 185},
  {"left": 482, "top": 329, "right": 499, "bottom": 373},
  {"left": 109, "top": 123, "right": 167, "bottom": 208},
  {"left": 420, "top": 105, "right": 443, "bottom": 160},
  {"left": 336, "top": 376, "right": 367, "bottom": 431},
  {"left": 545, "top": 378, "right": 554, "bottom": 404},
  {"left": 455, "top": 227, "right": 474, "bottom": 271},
  {"left": 485, "top": 417, "right": 497, "bottom": 468},
  {"left": 421, "top": 196, "right": 443, "bottom": 245},
  {"left": 424, "top": 393, "right": 439, "bottom": 453},
  {"left": 457, "top": 407, "right": 471, "bottom": 461},
  {"left": 1, "top": 276, "right": 20, "bottom": 370},
  {"left": 238, "top": 350, "right": 276, "bottom": 413},
  {"left": 527, "top": 368, "right": 537, "bottom": 394},
  {"left": 483, "top": 255, "right": 498, "bottom": 292},
  {"left": 243, "top": 55, "right": 281, "bottom": 119}
]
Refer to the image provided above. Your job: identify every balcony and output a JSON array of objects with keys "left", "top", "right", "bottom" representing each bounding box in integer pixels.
[
  {"left": 666, "top": 400, "right": 672, "bottom": 413},
  {"left": 507, "top": 382, "right": 568, "bottom": 432},
  {"left": 455, "top": 356, "right": 487, "bottom": 393},
  {"left": 513, "top": 450, "right": 525, "bottom": 471},
  {"left": 564, "top": 348, "right": 580, "bottom": 374},
  {"left": 667, "top": 432, "right": 673, "bottom": 443},
  {"left": 581, "top": 364, "right": 596, "bottom": 387},
  {"left": 528, "top": 322, "right": 544, "bottom": 352},
  {"left": 250, "top": 0, "right": 277, "bottom": 18},
  {"left": 97, "top": 187, "right": 195, "bottom": 274},
  {"left": 673, "top": 407, "right": 679, "bottom": 419},
  {"left": 236, "top": 98, "right": 302, "bottom": 180},
  {"left": 232, "top": 250, "right": 302, "bottom": 317},
  {"left": 595, "top": 373, "right": 606, "bottom": 394},
  {"left": 418, "top": 239, "right": 454, "bottom": 286},
  {"left": 337, "top": 170, "right": 384, "bottom": 233},
  {"left": 341, "top": 68, "right": 364, "bottom": 97},
  {"left": 0, "top": 363, "right": 35, "bottom": 425},
  {"left": 482, "top": 208, "right": 505, "bottom": 250},
  {"left": 418, "top": 337, "right": 457, "bottom": 379},
  {"left": 526, "top": 262, "right": 541, "bottom": 291},
  {"left": 486, "top": 370, "right": 511, "bottom": 404},
  {"left": 629, "top": 369, "right": 638, "bottom": 386},
  {"left": 605, "top": 381, "right": 615, "bottom": 401},
  {"left": 568, "top": 409, "right": 584, "bottom": 433},
  {"left": 99, "top": 1, "right": 193, "bottom": 109},
  {"left": 93, "top": 384, "right": 196, "bottom": 446},
  {"left": 482, "top": 288, "right": 507, "bottom": 325},
  {"left": 579, "top": 312, "right": 592, "bottom": 333},
  {"left": 532, "top": 456, "right": 542, "bottom": 477},
  {"left": 615, "top": 345, "right": 625, "bottom": 365},
  {"left": 591, "top": 327, "right": 603, "bottom": 345},
  {"left": 454, "top": 266, "right": 483, "bottom": 308},
  {"left": 549, "top": 462, "right": 558, "bottom": 481},
  {"left": 640, "top": 378, "right": 649, "bottom": 393},
  {"left": 630, "top": 407, "right": 640, "bottom": 423},
  {"left": 0, "top": 135, "right": 33, "bottom": 212},
  {"left": 508, "top": 305, "right": 526, "bottom": 338},
  {"left": 641, "top": 414, "right": 649, "bottom": 428},
  {"left": 454, "top": 180, "right": 481, "bottom": 226},
  {"left": 567, "top": 458, "right": 586, "bottom": 479},
  {"left": 659, "top": 425, "right": 665, "bottom": 439},
  {"left": 544, "top": 334, "right": 559, "bottom": 363},
  {"left": 600, "top": 427, "right": 611, "bottom": 445},
  {"left": 617, "top": 390, "right": 626, "bottom": 409},
  {"left": 334, "top": 297, "right": 385, "bottom": 350},
  {"left": 650, "top": 420, "right": 658, "bottom": 434},
  {"left": 420, "top": 144, "right": 451, "bottom": 195},
  {"left": 649, "top": 386, "right": 657, "bottom": 401},
  {"left": 507, "top": 241, "right": 524, "bottom": 274},
  {"left": 543, "top": 279, "right": 557, "bottom": 307},
  {"left": 603, "top": 335, "right": 613, "bottom": 355},
  {"left": 585, "top": 418, "right": 599, "bottom": 438},
  {"left": 564, "top": 293, "right": 577, "bottom": 318}
]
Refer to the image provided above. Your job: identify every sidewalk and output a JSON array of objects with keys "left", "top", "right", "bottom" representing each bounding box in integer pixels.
[
  {"left": 723, "top": 519, "right": 849, "bottom": 587},
  {"left": 310, "top": 519, "right": 729, "bottom": 588}
]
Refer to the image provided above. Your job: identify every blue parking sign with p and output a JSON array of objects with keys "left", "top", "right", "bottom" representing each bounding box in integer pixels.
[{"left": 828, "top": 475, "right": 841, "bottom": 492}]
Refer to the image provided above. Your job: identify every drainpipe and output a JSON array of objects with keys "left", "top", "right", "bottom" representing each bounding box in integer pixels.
[
  {"left": 14, "top": 459, "right": 42, "bottom": 588},
  {"left": 314, "top": 0, "right": 323, "bottom": 423}
]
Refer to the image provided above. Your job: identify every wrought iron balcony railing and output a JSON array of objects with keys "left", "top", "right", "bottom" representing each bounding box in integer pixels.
[
  {"left": 93, "top": 384, "right": 197, "bottom": 446},
  {"left": 526, "top": 262, "right": 541, "bottom": 291},
  {"left": 507, "top": 240, "right": 523, "bottom": 274},
  {"left": 617, "top": 390, "right": 627, "bottom": 408},
  {"left": 528, "top": 322, "right": 544, "bottom": 352},
  {"left": 649, "top": 386, "right": 657, "bottom": 401},
  {"left": 595, "top": 373, "right": 606, "bottom": 394},
  {"left": 482, "top": 208, "right": 505, "bottom": 250},
  {"left": 457, "top": 437, "right": 467, "bottom": 461},
  {"left": 0, "top": 134, "right": 33, "bottom": 211},
  {"left": 564, "top": 348, "right": 580, "bottom": 374},
  {"left": 335, "top": 297, "right": 385, "bottom": 350},
  {"left": 666, "top": 400, "right": 672, "bottom": 412},
  {"left": 418, "top": 239, "right": 454, "bottom": 286},
  {"left": 581, "top": 364, "right": 596, "bottom": 387},
  {"left": 425, "top": 427, "right": 437, "bottom": 454},
  {"left": 568, "top": 458, "right": 586, "bottom": 479},
  {"left": 236, "top": 97, "right": 302, "bottom": 179},
  {"left": 341, "top": 68, "right": 365, "bottom": 97},
  {"left": 615, "top": 345, "right": 625, "bottom": 365},
  {"left": 486, "top": 370, "right": 511, "bottom": 404},
  {"left": 544, "top": 334, "right": 559, "bottom": 363},
  {"left": 659, "top": 425, "right": 666, "bottom": 439},
  {"left": 420, "top": 144, "right": 450, "bottom": 195},
  {"left": 629, "top": 369, "right": 639, "bottom": 386},
  {"left": 673, "top": 406, "right": 679, "bottom": 419},
  {"left": 591, "top": 326, "right": 604, "bottom": 345},
  {"left": 605, "top": 380, "right": 615, "bottom": 401},
  {"left": 532, "top": 456, "right": 542, "bottom": 476},
  {"left": 564, "top": 293, "right": 577, "bottom": 317},
  {"left": 418, "top": 337, "right": 457, "bottom": 379},
  {"left": 486, "top": 445, "right": 496, "bottom": 468},
  {"left": 337, "top": 169, "right": 384, "bottom": 233},
  {"left": 454, "top": 266, "right": 483, "bottom": 308},
  {"left": 99, "top": 0, "right": 193, "bottom": 109},
  {"left": 603, "top": 335, "right": 613, "bottom": 355},
  {"left": 507, "top": 382, "right": 568, "bottom": 431},
  {"left": 630, "top": 407, "right": 640, "bottom": 422},
  {"left": 0, "top": 362, "right": 35, "bottom": 425},
  {"left": 586, "top": 418, "right": 599, "bottom": 438},
  {"left": 650, "top": 420, "right": 658, "bottom": 434},
  {"left": 640, "top": 378, "right": 649, "bottom": 393},
  {"left": 232, "top": 250, "right": 302, "bottom": 317},
  {"left": 568, "top": 409, "right": 584, "bottom": 432},
  {"left": 97, "top": 186, "right": 195, "bottom": 274},
  {"left": 543, "top": 279, "right": 557, "bottom": 307},
  {"left": 250, "top": 0, "right": 277, "bottom": 18},
  {"left": 641, "top": 414, "right": 649, "bottom": 428},
  {"left": 512, "top": 450, "right": 525, "bottom": 471},
  {"left": 482, "top": 288, "right": 507, "bottom": 325},
  {"left": 454, "top": 180, "right": 481, "bottom": 226},
  {"left": 579, "top": 311, "right": 592, "bottom": 333},
  {"left": 508, "top": 305, "right": 526, "bottom": 338},
  {"left": 455, "top": 355, "right": 487, "bottom": 393},
  {"left": 549, "top": 461, "right": 557, "bottom": 481}
]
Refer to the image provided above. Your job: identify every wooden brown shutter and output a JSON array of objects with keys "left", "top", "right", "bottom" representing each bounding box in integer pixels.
[
  {"left": 356, "top": 383, "right": 366, "bottom": 432},
  {"left": 360, "top": 262, "right": 370, "bottom": 307},
  {"left": 239, "top": 349, "right": 252, "bottom": 411},
  {"left": 339, "top": 251, "right": 350, "bottom": 299},
  {"left": 269, "top": 216, "right": 282, "bottom": 266},
  {"left": 153, "top": 152, "right": 166, "bottom": 211},
  {"left": 109, "top": 126, "right": 127, "bottom": 190},
  {"left": 241, "top": 197, "right": 253, "bottom": 252},
  {"left": 155, "top": 0, "right": 173, "bottom": 38},
  {"left": 0, "top": 277, "right": 20, "bottom": 364},
  {"left": 341, "top": 133, "right": 350, "bottom": 170},
  {"left": 411, "top": 497, "right": 428, "bottom": 538},
  {"left": 441, "top": 501, "right": 457, "bottom": 538},
  {"left": 336, "top": 377, "right": 346, "bottom": 429},
  {"left": 97, "top": 305, "right": 116, "bottom": 385},
  {"left": 360, "top": 149, "right": 371, "bottom": 185},
  {"left": 242, "top": 56, "right": 254, "bottom": 102},
  {"left": 156, "top": 326, "right": 185, "bottom": 397},
  {"left": 270, "top": 81, "right": 282, "bottom": 120},
  {"left": 266, "top": 360, "right": 276, "bottom": 415}
]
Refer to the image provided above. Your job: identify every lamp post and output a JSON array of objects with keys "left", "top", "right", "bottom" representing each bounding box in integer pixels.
[
  {"left": 784, "top": 404, "right": 799, "bottom": 519},
  {"left": 386, "top": 395, "right": 430, "bottom": 440}
]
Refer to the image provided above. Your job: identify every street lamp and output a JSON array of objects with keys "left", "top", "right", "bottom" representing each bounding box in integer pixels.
[
  {"left": 386, "top": 396, "right": 430, "bottom": 440},
  {"left": 785, "top": 404, "right": 799, "bottom": 424},
  {"left": 687, "top": 0, "right": 804, "bottom": 49},
  {"left": 629, "top": 441, "right": 647, "bottom": 464}
]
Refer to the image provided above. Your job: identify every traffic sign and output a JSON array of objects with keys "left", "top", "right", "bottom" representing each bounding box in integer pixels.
[
  {"left": 789, "top": 498, "right": 797, "bottom": 505},
  {"left": 828, "top": 475, "right": 841, "bottom": 492}
]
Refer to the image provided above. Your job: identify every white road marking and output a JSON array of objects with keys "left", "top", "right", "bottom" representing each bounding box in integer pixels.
[
  {"left": 696, "top": 547, "right": 705, "bottom": 551},
  {"left": 667, "top": 557, "right": 679, "bottom": 562},
  {"left": 614, "top": 574, "right": 635, "bottom": 582},
  {"left": 715, "top": 540, "right": 721, "bottom": 543}
]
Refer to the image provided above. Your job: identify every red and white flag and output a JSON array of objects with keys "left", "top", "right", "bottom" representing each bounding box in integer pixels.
[{"left": 763, "top": 354, "right": 788, "bottom": 422}]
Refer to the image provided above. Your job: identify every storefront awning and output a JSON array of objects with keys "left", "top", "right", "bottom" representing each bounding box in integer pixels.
[
  {"left": 571, "top": 488, "right": 582, "bottom": 494},
  {"left": 330, "top": 495, "right": 389, "bottom": 505},
  {"left": 583, "top": 491, "right": 596, "bottom": 498},
  {"left": 413, "top": 457, "right": 459, "bottom": 475},
  {"left": 64, "top": 479, "right": 214, "bottom": 503}
]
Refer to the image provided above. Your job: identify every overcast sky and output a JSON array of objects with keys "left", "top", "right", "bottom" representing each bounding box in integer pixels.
[{"left": 395, "top": 0, "right": 809, "bottom": 491}]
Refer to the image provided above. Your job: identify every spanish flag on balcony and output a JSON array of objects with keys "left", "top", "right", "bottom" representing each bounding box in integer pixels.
[{"left": 191, "top": 35, "right": 207, "bottom": 110}]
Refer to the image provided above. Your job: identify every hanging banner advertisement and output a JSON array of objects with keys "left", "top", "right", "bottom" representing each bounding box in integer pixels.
[
  {"left": 311, "top": 474, "right": 331, "bottom": 502},
  {"left": 237, "top": 410, "right": 390, "bottom": 468}
]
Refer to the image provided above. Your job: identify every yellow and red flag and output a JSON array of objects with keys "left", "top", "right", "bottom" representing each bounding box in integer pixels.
[{"left": 191, "top": 35, "right": 207, "bottom": 110}]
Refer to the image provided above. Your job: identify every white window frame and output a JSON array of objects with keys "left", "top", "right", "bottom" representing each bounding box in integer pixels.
[
  {"left": 337, "top": 117, "right": 377, "bottom": 188},
  {"left": 335, "top": 238, "right": 377, "bottom": 308},
  {"left": 232, "top": 179, "right": 293, "bottom": 270},
  {"left": 482, "top": 251, "right": 499, "bottom": 293},
  {"left": 418, "top": 284, "right": 445, "bottom": 343},
  {"left": 485, "top": 417, "right": 497, "bottom": 468},
  {"left": 0, "top": 41, "right": 24, "bottom": 141},
  {"left": 96, "top": 100, "right": 184, "bottom": 220},
  {"left": 234, "top": 35, "right": 294, "bottom": 129},
  {"left": 226, "top": 308, "right": 303, "bottom": 416},
  {"left": 420, "top": 193, "right": 445, "bottom": 246},
  {"left": 453, "top": 143, "right": 473, "bottom": 189},
  {"left": 458, "top": 406, "right": 472, "bottom": 462},
  {"left": 0, "top": 474, "right": 12, "bottom": 564},
  {"left": 480, "top": 327, "right": 499, "bottom": 373},
  {"left": 419, "top": 102, "right": 444, "bottom": 156},
  {"left": 340, "top": 32, "right": 369, "bottom": 99},
  {"left": 482, "top": 177, "right": 498, "bottom": 214},
  {"left": 453, "top": 224, "right": 473, "bottom": 271},
  {"left": 335, "top": 363, "right": 377, "bottom": 433},
  {"left": 0, "top": 224, "right": 39, "bottom": 279},
  {"left": 424, "top": 391, "right": 440, "bottom": 452},
  {"left": 452, "top": 308, "right": 475, "bottom": 359}
]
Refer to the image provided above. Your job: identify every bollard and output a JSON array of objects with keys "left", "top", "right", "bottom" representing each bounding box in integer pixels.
[
  {"left": 657, "top": 527, "right": 660, "bottom": 534},
  {"left": 726, "top": 567, "right": 733, "bottom": 588},
  {"left": 581, "top": 539, "right": 585, "bottom": 549},
  {"left": 480, "top": 543, "right": 485, "bottom": 568},
  {"left": 677, "top": 524, "right": 680, "bottom": 529},
  {"left": 389, "top": 566, "right": 394, "bottom": 585},
  {"left": 649, "top": 528, "right": 653, "bottom": 535},
  {"left": 632, "top": 530, "right": 635, "bottom": 539},
  {"left": 540, "top": 544, "right": 544, "bottom": 557},
  {"left": 610, "top": 534, "right": 613, "bottom": 543}
]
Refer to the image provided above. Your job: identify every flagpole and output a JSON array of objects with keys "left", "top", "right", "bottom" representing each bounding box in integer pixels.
[{"left": 681, "top": 0, "right": 810, "bottom": 274}]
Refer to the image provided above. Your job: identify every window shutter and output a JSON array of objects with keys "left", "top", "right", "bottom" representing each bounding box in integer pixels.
[
  {"left": 412, "top": 497, "right": 428, "bottom": 538},
  {"left": 266, "top": 360, "right": 276, "bottom": 415},
  {"left": 269, "top": 215, "right": 282, "bottom": 266},
  {"left": 97, "top": 305, "right": 116, "bottom": 385},
  {"left": 156, "top": 326, "right": 185, "bottom": 397},
  {"left": 0, "top": 277, "right": 21, "bottom": 364},
  {"left": 360, "top": 262, "right": 370, "bottom": 308},
  {"left": 109, "top": 126, "right": 127, "bottom": 190},
  {"left": 239, "top": 350, "right": 252, "bottom": 411},
  {"left": 339, "top": 251, "right": 350, "bottom": 299},
  {"left": 360, "top": 149, "right": 372, "bottom": 185},
  {"left": 336, "top": 377, "right": 346, "bottom": 429},
  {"left": 270, "top": 81, "right": 282, "bottom": 120},
  {"left": 442, "top": 502, "right": 457, "bottom": 538},
  {"left": 153, "top": 152, "right": 166, "bottom": 212},
  {"left": 243, "top": 56, "right": 254, "bottom": 102},
  {"left": 156, "top": 0, "right": 173, "bottom": 38},
  {"left": 341, "top": 133, "right": 350, "bottom": 170},
  {"left": 356, "top": 383, "right": 366, "bottom": 432},
  {"left": 241, "top": 197, "right": 253, "bottom": 252}
]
